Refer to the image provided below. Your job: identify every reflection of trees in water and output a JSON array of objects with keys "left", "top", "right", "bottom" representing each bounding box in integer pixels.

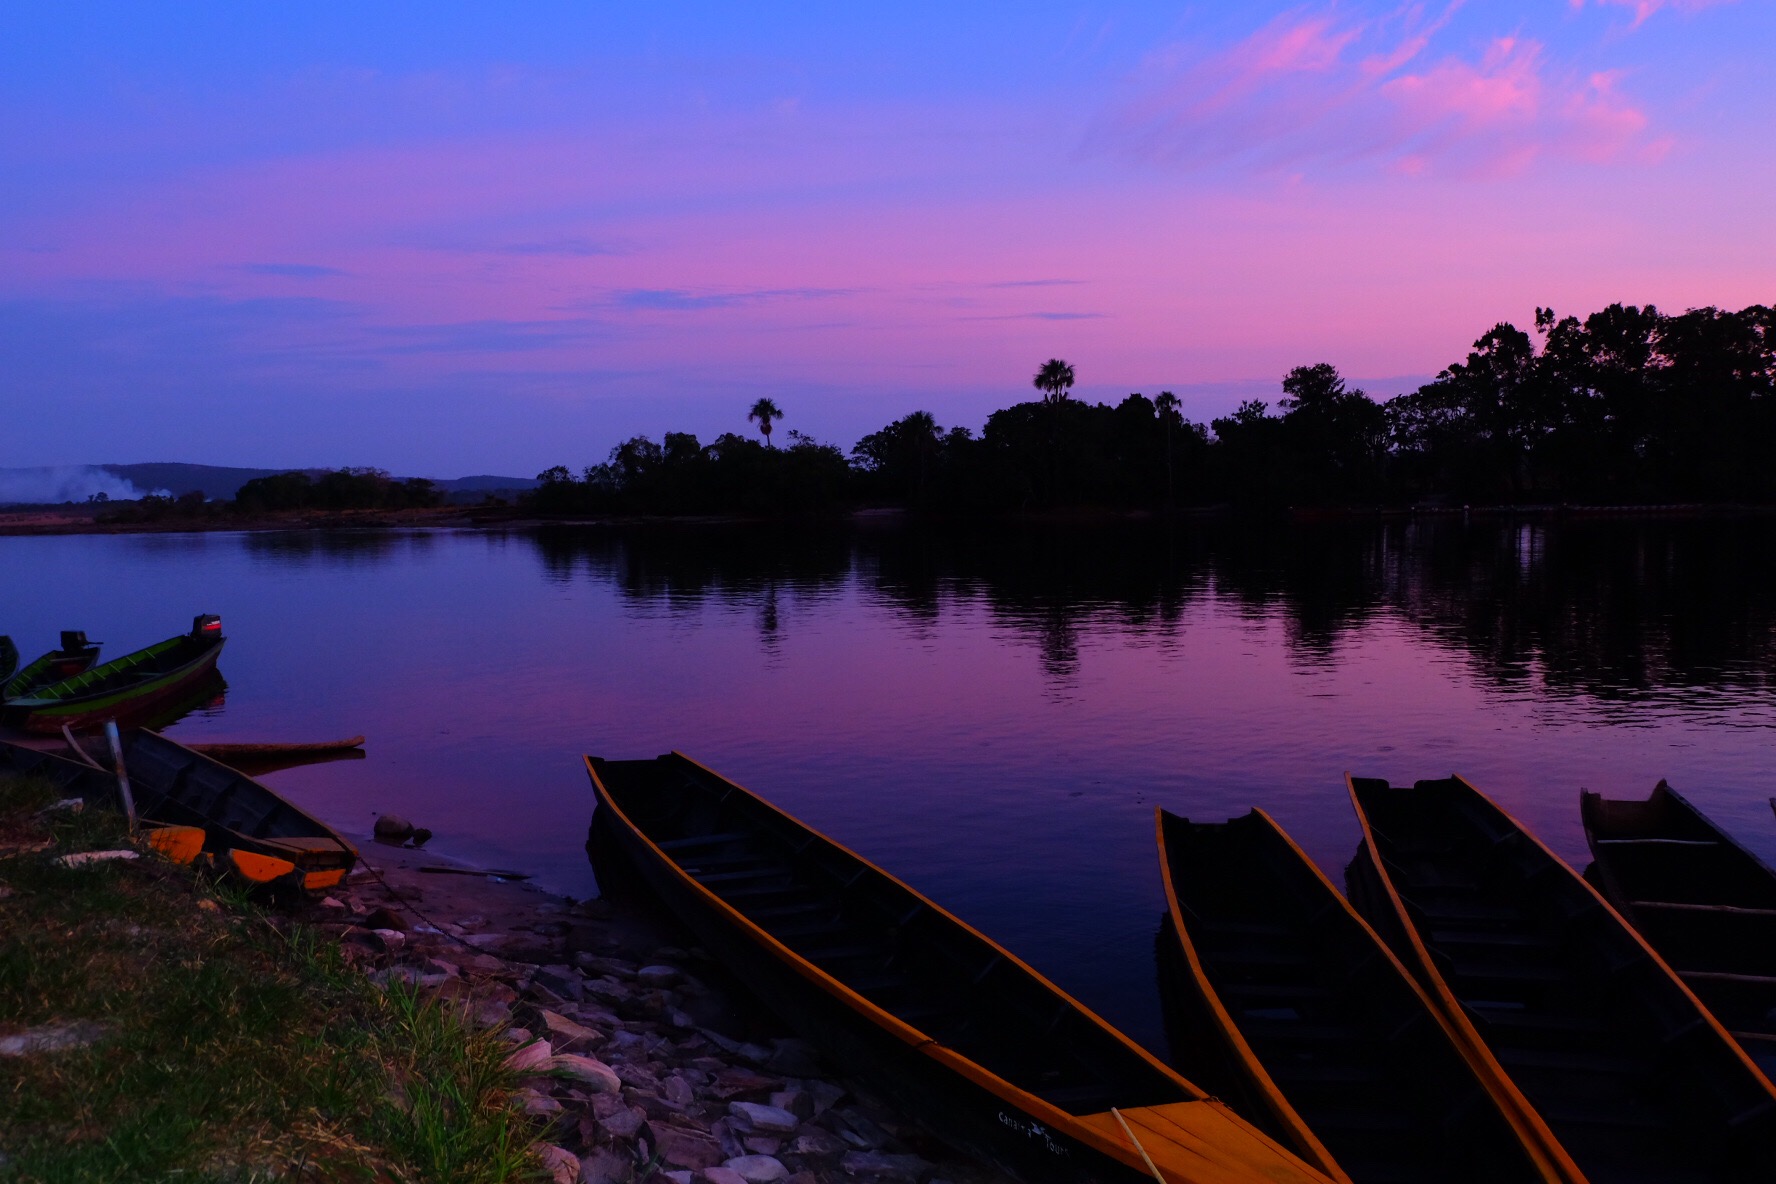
[
  {"left": 524, "top": 519, "right": 1776, "bottom": 698},
  {"left": 530, "top": 525, "right": 851, "bottom": 647},
  {"left": 242, "top": 529, "right": 431, "bottom": 566}
]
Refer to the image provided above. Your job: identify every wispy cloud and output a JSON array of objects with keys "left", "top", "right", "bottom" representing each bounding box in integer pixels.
[
  {"left": 984, "top": 279, "right": 1087, "bottom": 289},
  {"left": 1092, "top": 6, "right": 1662, "bottom": 178},
  {"left": 962, "top": 311, "right": 1107, "bottom": 322},
  {"left": 607, "top": 287, "right": 861, "bottom": 312},
  {"left": 1573, "top": 0, "right": 1736, "bottom": 30},
  {"left": 238, "top": 262, "right": 348, "bottom": 278}
]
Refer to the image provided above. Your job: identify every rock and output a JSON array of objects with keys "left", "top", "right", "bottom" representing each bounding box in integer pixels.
[
  {"left": 805, "top": 1080, "right": 845, "bottom": 1115},
  {"left": 768, "top": 1090, "right": 811, "bottom": 1121},
  {"left": 710, "top": 1068, "right": 782, "bottom": 1100},
  {"left": 464, "top": 932, "right": 509, "bottom": 950},
  {"left": 584, "top": 976, "right": 632, "bottom": 1004},
  {"left": 600, "top": 1105, "right": 647, "bottom": 1140},
  {"left": 636, "top": 964, "right": 680, "bottom": 987},
  {"left": 663, "top": 1074, "right": 695, "bottom": 1107},
  {"left": 504, "top": 1040, "right": 553, "bottom": 1073},
  {"left": 653, "top": 1126, "right": 725, "bottom": 1170},
  {"left": 458, "top": 913, "right": 488, "bottom": 930},
  {"left": 728, "top": 1102, "right": 799, "bottom": 1133},
  {"left": 55, "top": 850, "right": 139, "bottom": 868},
  {"left": 788, "top": 1129, "right": 846, "bottom": 1157},
  {"left": 833, "top": 1111, "right": 889, "bottom": 1151},
  {"left": 319, "top": 895, "right": 347, "bottom": 910},
  {"left": 537, "top": 1144, "right": 581, "bottom": 1184},
  {"left": 702, "top": 1168, "right": 749, "bottom": 1184},
  {"left": 534, "top": 965, "right": 586, "bottom": 1002},
  {"left": 37, "top": 797, "right": 84, "bottom": 815},
  {"left": 373, "top": 814, "right": 414, "bottom": 842},
  {"left": 547, "top": 1053, "right": 621, "bottom": 1093},
  {"left": 665, "top": 1173, "right": 694, "bottom": 1184},
  {"left": 370, "top": 928, "right": 406, "bottom": 952},
  {"left": 364, "top": 906, "right": 407, "bottom": 931},
  {"left": 503, "top": 1027, "right": 534, "bottom": 1044},
  {"left": 578, "top": 1147, "right": 635, "bottom": 1184},
  {"left": 839, "top": 1152, "right": 931, "bottom": 1178},
  {"left": 473, "top": 1000, "right": 512, "bottom": 1029},
  {"left": 539, "top": 1008, "right": 604, "bottom": 1050},
  {"left": 195, "top": 899, "right": 220, "bottom": 913},
  {"left": 742, "top": 1137, "right": 781, "bottom": 1156},
  {"left": 409, "top": 827, "right": 433, "bottom": 847},
  {"left": 0, "top": 1021, "right": 103, "bottom": 1056},
  {"left": 524, "top": 1091, "right": 564, "bottom": 1116},
  {"left": 722, "top": 1155, "right": 789, "bottom": 1184}
]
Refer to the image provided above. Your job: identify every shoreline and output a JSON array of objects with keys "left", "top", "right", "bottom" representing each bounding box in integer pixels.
[
  {"left": 6, "top": 499, "right": 1776, "bottom": 539},
  {"left": 340, "top": 839, "right": 1012, "bottom": 1184}
]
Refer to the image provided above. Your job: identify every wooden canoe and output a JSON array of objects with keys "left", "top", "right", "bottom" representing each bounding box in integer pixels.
[
  {"left": 585, "top": 753, "right": 1340, "bottom": 1184},
  {"left": 1581, "top": 781, "right": 1776, "bottom": 1080},
  {"left": 1346, "top": 774, "right": 1776, "bottom": 1183},
  {"left": 0, "top": 730, "right": 356, "bottom": 891},
  {"left": 1156, "top": 807, "right": 1577, "bottom": 1184},
  {"left": 2, "top": 616, "right": 223, "bottom": 733},
  {"left": 2, "top": 631, "right": 102, "bottom": 700}
]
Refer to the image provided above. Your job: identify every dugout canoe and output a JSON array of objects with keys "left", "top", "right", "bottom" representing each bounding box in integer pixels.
[
  {"left": 0, "top": 729, "right": 356, "bottom": 891},
  {"left": 1346, "top": 774, "right": 1776, "bottom": 1183},
  {"left": 1156, "top": 808, "right": 1576, "bottom": 1184},
  {"left": 1580, "top": 781, "right": 1776, "bottom": 1080},
  {"left": 585, "top": 752, "right": 1341, "bottom": 1184},
  {"left": 2, "top": 616, "right": 223, "bottom": 733},
  {"left": 1, "top": 631, "right": 101, "bottom": 700}
]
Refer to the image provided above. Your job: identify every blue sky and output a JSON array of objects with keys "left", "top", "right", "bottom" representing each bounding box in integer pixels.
[{"left": 3, "top": 2, "right": 1770, "bottom": 475}]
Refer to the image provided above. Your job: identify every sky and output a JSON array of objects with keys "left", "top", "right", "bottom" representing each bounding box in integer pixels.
[{"left": 3, "top": 1, "right": 1772, "bottom": 476}]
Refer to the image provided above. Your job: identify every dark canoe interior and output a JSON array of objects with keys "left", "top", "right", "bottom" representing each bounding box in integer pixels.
[
  {"left": 1349, "top": 776, "right": 1776, "bottom": 1184},
  {"left": 0, "top": 739, "right": 114, "bottom": 799},
  {"left": 120, "top": 731, "right": 355, "bottom": 868},
  {"left": 1159, "top": 810, "right": 1543, "bottom": 1184},
  {"left": 593, "top": 754, "right": 1190, "bottom": 1117},
  {"left": 3, "top": 633, "right": 103, "bottom": 700},
  {"left": 18, "top": 631, "right": 218, "bottom": 706},
  {"left": 1582, "top": 782, "right": 1776, "bottom": 1075}
]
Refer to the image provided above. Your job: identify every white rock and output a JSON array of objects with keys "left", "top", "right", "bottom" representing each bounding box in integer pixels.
[
  {"left": 701, "top": 1169, "right": 748, "bottom": 1184},
  {"left": 537, "top": 1144, "right": 580, "bottom": 1184},
  {"left": 636, "top": 964, "right": 680, "bottom": 986},
  {"left": 56, "top": 850, "right": 138, "bottom": 868},
  {"left": 503, "top": 1039, "right": 553, "bottom": 1072},
  {"left": 727, "top": 1102, "right": 798, "bottom": 1133},
  {"left": 664, "top": 1173, "right": 694, "bottom": 1184},
  {"left": 547, "top": 1053, "right": 621, "bottom": 1093},
  {"left": 0, "top": 1021, "right": 104, "bottom": 1056},
  {"left": 721, "top": 1155, "right": 788, "bottom": 1184}
]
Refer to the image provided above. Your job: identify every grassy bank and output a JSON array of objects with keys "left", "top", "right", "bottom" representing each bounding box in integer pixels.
[{"left": 0, "top": 773, "right": 542, "bottom": 1183}]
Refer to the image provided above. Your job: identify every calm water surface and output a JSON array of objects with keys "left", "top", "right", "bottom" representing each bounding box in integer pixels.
[{"left": 6, "top": 518, "right": 1776, "bottom": 1045}]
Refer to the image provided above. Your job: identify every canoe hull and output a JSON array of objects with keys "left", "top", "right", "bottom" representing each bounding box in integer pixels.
[
  {"left": 595, "top": 803, "right": 1151, "bottom": 1184},
  {"left": 6, "top": 639, "right": 224, "bottom": 733},
  {"left": 1346, "top": 774, "right": 1776, "bottom": 1183},
  {"left": 586, "top": 755, "right": 1333, "bottom": 1184}
]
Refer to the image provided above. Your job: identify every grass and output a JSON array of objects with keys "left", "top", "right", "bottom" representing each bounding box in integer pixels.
[{"left": 0, "top": 772, "right": 544, "bottom": 1183}]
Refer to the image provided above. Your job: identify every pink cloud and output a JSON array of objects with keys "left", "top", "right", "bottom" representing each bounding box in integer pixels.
[
  {"left": 1573, "top": 0, "right": 1737, "bottom": 30},
  {"left": 1094, "top": 8, "right": 1660, "bottom": 177}
]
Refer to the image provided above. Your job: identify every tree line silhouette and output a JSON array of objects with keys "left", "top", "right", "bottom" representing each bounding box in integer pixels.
[{"left": 525, "top": 300, "right": 1774, "bottom": 517}]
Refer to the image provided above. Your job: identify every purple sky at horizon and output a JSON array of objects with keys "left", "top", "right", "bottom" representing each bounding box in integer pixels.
[{"left": 3, "top": 2, "right": 1771, "bottom": 477}]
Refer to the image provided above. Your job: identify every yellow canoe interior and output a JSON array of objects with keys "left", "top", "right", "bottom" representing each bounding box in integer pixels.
[{"left": 1077, "top": 1101, "right": 1345, "bottom": 1184}]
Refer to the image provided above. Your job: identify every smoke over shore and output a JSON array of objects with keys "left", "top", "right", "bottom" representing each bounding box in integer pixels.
[{"left": 0, "top": 466, "right": 170, "bottom": 504}]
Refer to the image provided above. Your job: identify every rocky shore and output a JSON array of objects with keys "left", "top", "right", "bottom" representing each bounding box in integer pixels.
[{"left": 319, "top": 843, "right": 1012, "bottom": 1184}]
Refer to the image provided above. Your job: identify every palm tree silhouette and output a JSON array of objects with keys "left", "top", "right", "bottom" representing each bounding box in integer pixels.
[
  {"left": 1033, "top": 359, "right": 1075, "bottom": 405},
  {"left": 748, "top": 398, "right": 784, "bottom": 448},
  {"left": 1155, "top": 390, "right": 1180, "bottom": 508}
]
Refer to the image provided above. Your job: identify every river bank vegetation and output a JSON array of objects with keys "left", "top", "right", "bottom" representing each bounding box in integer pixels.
[
  {"left": 0, "top": 773, "right": 539, "bottom": 1183},
  {"left": 525, "top": 301, "right": 1774, "bottom": 515}
]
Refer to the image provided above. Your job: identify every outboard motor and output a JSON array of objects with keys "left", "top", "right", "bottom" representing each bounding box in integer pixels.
[
  {"left": 191, "top": 614, "right": 223, "bottom": 638},
  {"left": 59, "top": 630, "right": 93, "bottom": 653}
]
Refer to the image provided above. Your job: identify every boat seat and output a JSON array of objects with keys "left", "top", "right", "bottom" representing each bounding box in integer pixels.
[
  {"left": 1594, "top": 837, "right": 1720, "bottom": 847},
  {"left": 693, "top": 864, "right": 792, "bottom": 886},
  {"left": 1404, "top": 896, "right": 1522, "bottom": 924},
  {"left": 1440, "top": 956, "right": 1565, "bottom": 987},
  {"left": 1429, "top": 928, "right": 1558, "bottom": 950},
  {"left": 720, "top": 881, "right": 822, "bottom": 901},
  {"left": 1239, "top": 1018, "right": 1365, "bottom": 1045},
  {"left": 1266, "top": 1060, "right": 1388, "bottom": 1086}
]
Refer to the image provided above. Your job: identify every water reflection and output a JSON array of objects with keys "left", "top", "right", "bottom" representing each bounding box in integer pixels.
[{"left": 529, "top": 518, "right": 1776, "bottom": 701}]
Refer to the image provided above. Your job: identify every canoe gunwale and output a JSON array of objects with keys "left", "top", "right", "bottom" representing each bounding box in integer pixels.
[
  {"left": 1154, "top": 809, "right": 1347, "bottom": 1182},
  {"left": 587, "top": 753, "right": 1332, "bottom": 1184},
  {"left": 1347, "top": 771, "right": 1776, "bottom": 1180}
]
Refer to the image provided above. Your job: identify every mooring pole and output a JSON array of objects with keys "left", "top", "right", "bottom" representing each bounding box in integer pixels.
[{"left": 103, "top": 720, "right": 137, "bottom": 832}]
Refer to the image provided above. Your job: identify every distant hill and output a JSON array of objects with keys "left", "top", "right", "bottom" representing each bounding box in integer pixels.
[{"left": 0, "top": 462, "right": 538, "bottom": 505}]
